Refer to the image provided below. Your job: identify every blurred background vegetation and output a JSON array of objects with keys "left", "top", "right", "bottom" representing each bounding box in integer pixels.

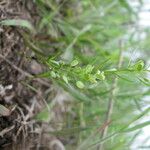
[{"left": 33, "top": 0, "right": 150, "bottom": 149}]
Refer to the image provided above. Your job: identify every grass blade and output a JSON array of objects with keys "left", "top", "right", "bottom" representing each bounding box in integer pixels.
[{"left": 0, "top": 19, "right": 35, "bottom": 33}]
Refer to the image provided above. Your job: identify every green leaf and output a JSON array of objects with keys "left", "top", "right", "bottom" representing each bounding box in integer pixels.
[
  {"left": 143, "top": 78, "right": 150, "bottom": 82},
  {"left": 136, "top": 61, "right": 144, "bottom": 71},
  {"left": 125, "top": 121, "right": 150, "bottom": 132},
  {"left": 138, "top": 77, "right": 150, "bottom": 86},
  {"left": 71, "top": 60, "right": 79, "bottom": 67},
  {"left": 36, "top": 71, "right": 51, "bottom": 78},
  {"left": 85, "top": 65, "right": 94, "bottom": 74},
  {"left": 0, "top": 19, "right": 35, "bottom": 33},
  {"left": 76, "top": 81, "right": 85, "bottom": 89},
  {"left": 96, "top": 71, "right": 105, "bottom": 80},
  {"left": 49, "top": 60, "right": 60, "bottom": 66},
  {"left": 51, "top": 71, "right": 57, "bottom": 78},
  {"left": 63, "top": 75, "right": 69, "bottom": 84},
  {"left": 132, "top": 60, "right": 145, "bottom": 71},
  {"left": 88, "top": 75, "right": 97, "bottom": 83}
]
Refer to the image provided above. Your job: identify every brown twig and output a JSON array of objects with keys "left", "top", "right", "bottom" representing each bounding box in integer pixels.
[{"left": 0, "top": 125, "right": 15, "bottom": 137}]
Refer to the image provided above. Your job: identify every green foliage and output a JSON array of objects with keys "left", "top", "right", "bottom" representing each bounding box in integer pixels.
[
  {"left": 129, "top": 60, "right": 145, "bottom": 71},
  {"left": 71, "top": 60, "right": 79, "bottom": 67},
  {"left": 42, "top": 57, "right": 110, "bottom": 89},
  {"left": 4, "top": 0, "right": 150, "bottom": 149},
  {"left": 76, "top": 81, "right": 85, "bottom": 89},
  {"left": 33, "top": 0, "right": 149, "bottom": 149}
]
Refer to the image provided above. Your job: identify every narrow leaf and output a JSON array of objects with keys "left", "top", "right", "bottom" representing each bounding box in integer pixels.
[
  {"left": 0, "top": 19, "right": 35, "bottom": 33},
  {"left": 0, "top": 104, "right": 10, "bottom": 116},
  {"left": 125, "top": 121, "right": 150, "bottom": 132}
]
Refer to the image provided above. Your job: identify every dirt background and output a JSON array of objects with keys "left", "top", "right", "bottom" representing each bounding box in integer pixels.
[{"left": 0, "top": 0, "right": 71, "bottom": 149}]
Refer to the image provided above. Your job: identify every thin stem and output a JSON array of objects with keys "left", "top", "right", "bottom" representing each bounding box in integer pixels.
[{"left": 97, "top": 40, "right": 124, "bottom": 150}]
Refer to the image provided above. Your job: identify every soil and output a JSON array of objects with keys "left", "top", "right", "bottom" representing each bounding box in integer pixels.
[{"left": 0, "top": 0, "right": 68, "bottom": 149}]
